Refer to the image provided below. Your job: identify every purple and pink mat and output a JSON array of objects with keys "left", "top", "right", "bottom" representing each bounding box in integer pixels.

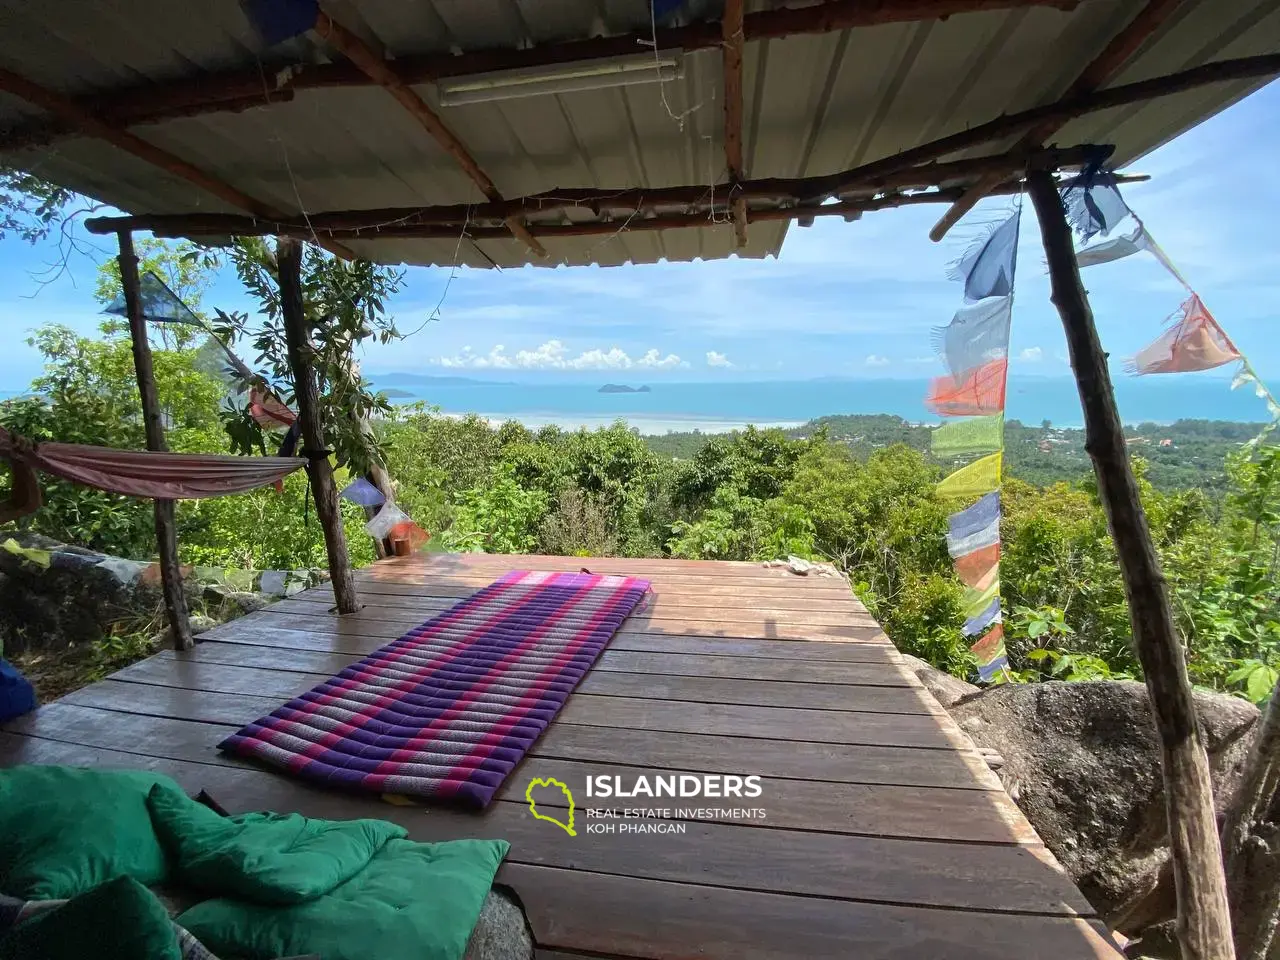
[{"left": 218, "top": 570, "right": 650, "bottom": 807}]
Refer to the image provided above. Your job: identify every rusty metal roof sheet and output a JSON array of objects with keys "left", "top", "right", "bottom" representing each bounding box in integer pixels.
[{"left": 0, "top": 0, "right": 1276, "bottom": 268}]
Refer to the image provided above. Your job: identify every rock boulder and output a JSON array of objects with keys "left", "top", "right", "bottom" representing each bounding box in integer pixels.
[{"left": 948, "top": 680, "right": 1258, "bottom": 921}]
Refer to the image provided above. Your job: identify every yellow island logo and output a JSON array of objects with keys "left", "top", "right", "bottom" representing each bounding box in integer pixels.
[{"left": 525, "top": 777, "right": 576, "bottom": 836}]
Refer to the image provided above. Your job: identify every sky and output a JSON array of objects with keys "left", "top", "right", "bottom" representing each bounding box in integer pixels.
[{"left": 1, "top": 80, "right": 1277, "bottom": 390}]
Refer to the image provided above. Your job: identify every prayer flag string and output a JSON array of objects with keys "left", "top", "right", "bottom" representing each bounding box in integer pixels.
[
  {"left": 1060, "top": 171, "right": 1280, "bottom": 445},
  {"left": 928, "top": 208, "right": 1022, "bottom": 682}
]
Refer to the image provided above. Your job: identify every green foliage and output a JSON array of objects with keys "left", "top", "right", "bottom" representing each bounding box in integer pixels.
[
  {"left": 94, "top": 237, "right": 217, "bottom": 351},
  {"left": 212, "top": 239, "right": 405, "bottom": 476},
  {"left": 5, "top": 301, "right": 1277, "bottom": 704},
  {"left": 444, "top": 465, "right": 549, "bottom": 554},
  {"left": 649, "top": 414, "right": 1269, "bottom": 492},
  {"left": 0, "top": 169, "right": 73, "bottom": 243},
  {"left": 2, "top": 322, "right": 225, "bottom": 556}
]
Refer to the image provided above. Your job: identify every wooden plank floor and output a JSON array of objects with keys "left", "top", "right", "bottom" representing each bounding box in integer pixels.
[{"left": 1, "top": 552, "right": 1118, "bottom": 959}]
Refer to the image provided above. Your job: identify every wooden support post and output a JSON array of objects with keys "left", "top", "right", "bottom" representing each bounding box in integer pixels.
[
  {"left": 117, "top": 231, "right": 193, "bottom": 652},
  {"left": 1221, "top": 679, "right": 1280, "bottom": 960},
  {"left": 275, "top": 238, "right": 361, "bottom": 615},
  {"left": 1026, "top": 169, "right": 1235, "bottom": 960},
  {"left": 721, "top": 0, "right": 748, "bottom": 248}
]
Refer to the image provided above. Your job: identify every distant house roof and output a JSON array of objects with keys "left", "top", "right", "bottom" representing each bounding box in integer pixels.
[{"left": 0, "top": 0, "right": 1276, "bottom": 268}]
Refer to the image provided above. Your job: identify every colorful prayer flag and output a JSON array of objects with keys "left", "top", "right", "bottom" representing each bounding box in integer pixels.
[
  {"left": 937, "top": 453, "right": 1002, "bottom": 499},
  {"left": 249, "top": 385, "right": 297, "bottom": 429},
  {"left": 962, "top": 577, "right": 999, "bottom": 620},
  {"left": 969, "top": 623, "right": 1006, "bottom": 664},
  {"left": 931, "top": 296, "right": 1012, "bottom": 382},
  {"left": 954, "top": 542, "right": 1000, "bottom": 588},
  {"left": 340, "top": 477, "right": 387, "bottom": 508},
  {"left": 387, "top": 521, "right": 430, "bottom": 551},
  {"left": 977, "top": 653, "right": 1010, "bottom": 683},
  {"left": 931, "top": 414, "right": 1004, "bottom": 457},
  {"left": 926, "top": 358, "right": 1008, "bottom": 416},
  {"left": 1126, "top": 295, "right": 1241, "bottom": 375},
  {"left": 948, "top": 491, "right": 1000, "bottom": 540},
  {"left": 964, "top": 596, "right": 1002, "bottom": 637},
  {"left": 949, "top": 212, "right": 1019, "bottom": 302},
  {"left": 364, "top": 501, "right": 411, "bottom": 539}
]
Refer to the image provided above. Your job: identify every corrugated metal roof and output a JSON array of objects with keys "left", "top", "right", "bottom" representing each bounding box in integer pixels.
[{"left": 0, "top": 0, "right": 1276, "bottom": 268}]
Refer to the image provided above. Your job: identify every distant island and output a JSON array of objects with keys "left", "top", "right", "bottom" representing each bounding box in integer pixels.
[
  {"left": 599, "top": 384, "right": 652, "bottom": 394},
  {"left": 380, "top": 388, "right": 415, "bottom": 399}
]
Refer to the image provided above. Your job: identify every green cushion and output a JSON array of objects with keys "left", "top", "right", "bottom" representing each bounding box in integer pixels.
[
  {"left": 0, "top": 766, "right": 173, "bottom": 899},
  {"left": 178, "top": 837, "right": 510, "bottom": 960},
  {"left": 0, "top": 876, "right": 180, "bottom": 960},
  {"left": 147, "top": 782, "right": 407, "bottom": 904}
]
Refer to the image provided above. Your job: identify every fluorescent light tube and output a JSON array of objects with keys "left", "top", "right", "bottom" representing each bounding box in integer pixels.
[{"left": 437, "top": 53, "right": 682, "bottom": 106}]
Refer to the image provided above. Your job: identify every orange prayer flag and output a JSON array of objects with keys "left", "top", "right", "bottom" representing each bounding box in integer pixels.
[
  {"left": 954, "top": 542, "right": 1000, "bottom": 588},
  {"left": 1127, "top": 295, "right": 1241, "bottom": 375},
  {"left": 926, "top": 358, "right": 1008, "bottom": 416},
  {"left": 969, "top": 623, "right": 1005, "bottom": 664}
]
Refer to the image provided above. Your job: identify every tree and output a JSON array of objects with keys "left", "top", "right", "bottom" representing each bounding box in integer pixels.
[
  {"left": 212, "top": 239, "right": 404, "bottom": 477},
  {"left": 0, "top": 168, "right": 74, "bottom": 244}
]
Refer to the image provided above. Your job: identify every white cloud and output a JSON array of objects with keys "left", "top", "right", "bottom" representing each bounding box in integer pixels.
[
  {"left": 865, "top": 354, "right": 890, "bottom": 367},
  {"left": 905, "top": 356, "right": 936, "bottom": 365},
  {"left": 636, "top": 349, "right": 686, "bottom": 370},
  {"left": 706, "top": 351, "right": 734, "bottom": 368},
  {"left": 1019, "top": 346, "right": 1044, "bottom": 362},
  {"left": 433, "top": 340, "right": 686, "bottom": 371}
]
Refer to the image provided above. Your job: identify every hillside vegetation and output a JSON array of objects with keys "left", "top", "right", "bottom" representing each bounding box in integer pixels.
[{"left": 2, "top": 322, "right": 1278, "bottom": 705}]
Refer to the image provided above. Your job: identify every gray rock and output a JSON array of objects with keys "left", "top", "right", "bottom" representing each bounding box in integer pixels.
[
  {"left": 949, "top": 680, "right": 1258, "bottom": 921},
  {"left": 0, "top": 534, "right": 163, "bottom": 651},
  {"left": 463, "top": 887, "right": 533, "bottom": 960},
  {"left": 899, "top": 653, "right": 980, "bottom": 708}
]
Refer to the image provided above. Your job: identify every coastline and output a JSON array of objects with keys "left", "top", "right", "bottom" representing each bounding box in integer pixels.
[{"left": 428, "top": 410, "right": 806, "bottom": 435}]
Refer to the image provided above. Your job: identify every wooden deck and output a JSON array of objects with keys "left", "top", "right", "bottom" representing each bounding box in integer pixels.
[{"left": 1, "top": 552, "right": 1117, "bottom": 958}]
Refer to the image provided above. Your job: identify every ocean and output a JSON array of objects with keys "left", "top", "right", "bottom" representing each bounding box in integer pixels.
[
  {"left": 3, "top": 374, "right": 1269, "bottom": 434},
  {"left": 366, "top": 374, "right": 1269, "bottom": 433}
]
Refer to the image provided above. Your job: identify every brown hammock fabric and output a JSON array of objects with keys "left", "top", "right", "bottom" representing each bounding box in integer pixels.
[{"left": 0, "top": 426, "right": 305, "bottom": 500}]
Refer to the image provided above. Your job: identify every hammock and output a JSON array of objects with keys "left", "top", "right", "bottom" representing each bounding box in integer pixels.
[{"left": 0, "top": 426, "right": 304, "bottom": 500}]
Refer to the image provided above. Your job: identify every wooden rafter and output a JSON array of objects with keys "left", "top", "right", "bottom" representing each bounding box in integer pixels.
[
  {"left": 0, "top": 67, "right": 355, "bottom": 261},
  {"left": 311, "top": 9, "right": 546, "bottom": 258},
  {"left": 85, "top": 172, "right": 1148, "bottom": 244},
  {"left": 83, "top": 145, "right": 1114, "bottom": 237},
  {"left": 0, "top": 0, "right": 1080, "bottom": 153},
  {"left": 721, "top": 0, "right": 748, "bottom": 248},
  {"left": 930, "top": 0, "right": 1186, "bottom": 240}
]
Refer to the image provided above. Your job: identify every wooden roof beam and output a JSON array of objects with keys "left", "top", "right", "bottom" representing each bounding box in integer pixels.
[
  {"left": 84, "top": 145, "right": 1110, "bottom": 237},
  {"left": 0, "top": 0, "right": 1080, "bottom": 153},
  {"left": 0, "top": 66, "right": 355, "bottom": 260},
  {"left": 84, "top": 173, "right": 1148, "bottom": 243},
  {"left": 311, "top": 9, "right": 546, "bottom": 259},
  {"left": 930, "top": 0, "right": 1186, "bottom": 240},
  {"left": 722, "top": 0, "right": 748, "bottom": 248}
]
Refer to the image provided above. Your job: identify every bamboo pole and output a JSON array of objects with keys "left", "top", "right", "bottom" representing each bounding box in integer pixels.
[
  {"left": 275, "top": 238, "right": 361, "bottom": 615},
  {"left": 1026, "top": 169, "right": 1235, "bottom": 960},
  {"left": 117, "top": 230, "right": 194, "bottom": 652}
]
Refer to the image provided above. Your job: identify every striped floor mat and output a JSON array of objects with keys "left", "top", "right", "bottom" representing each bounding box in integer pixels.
[{"left": 218, "top": 570, "right": 651, "bottom": 807}]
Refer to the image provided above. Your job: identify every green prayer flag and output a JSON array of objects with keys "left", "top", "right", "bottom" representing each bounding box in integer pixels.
[{"left": 931, "top": 414, "right": 1004, "bottom": 457}]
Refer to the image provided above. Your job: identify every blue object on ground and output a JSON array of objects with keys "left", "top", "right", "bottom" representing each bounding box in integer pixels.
[{"left": 0, "top": 659, "right": 36, "bottom": 721}]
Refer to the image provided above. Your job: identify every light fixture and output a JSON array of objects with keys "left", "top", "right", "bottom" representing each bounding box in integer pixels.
[{"left": 437, "top": 53, "right": 683, "bottom": 106}]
